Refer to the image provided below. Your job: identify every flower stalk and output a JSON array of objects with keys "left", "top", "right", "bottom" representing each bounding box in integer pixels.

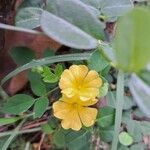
[{"left": 111, "top": 70, "right": 124, "bottom": 150}]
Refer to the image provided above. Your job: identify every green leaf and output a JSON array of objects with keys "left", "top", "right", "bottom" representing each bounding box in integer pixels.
[
  {"left": 106, "top": 91, "right": 116, "bottom": 108},
  {"left": 97, "top": 106, "right": 115, "bottom": 128},
  {"left": 1, "top": 53, "right": 91, "bottom": 85},
  {"left": 2, "top": 94, "right": 35, "bottom": 115},
  {"left": 28, "top": 72, "right": 46, "bottom": 96},
  {"left": 99, "top": 0, "right": 133, "bottom": 21},
  {"left": 107, "top": 91, "right": 136, "bottom": 110},
  {"left": 99, "top": 126, "right": 114, "bottom": 142},
  {"left": 0, "top": 117, "right": 20, "bottom": 126},
  {"left": 99, "top": 77, "right": 109, "bottom": 97},
  {"left": 30, "top": 80, "right": 46, "bottom": 96},
  {"left": 54, "top": 64, "right": 63, "bottom": 78},
  {"left": 130, "top": 143, "right": 146, "bottom": 150},
  {"left": 47, "top": 116, "right": 59, "bottom": 129},
  {"left": 138, "top": 70, "right": 150, "bottom": 86},
  {"left": 123, "top": 96, "right": 136, "bottom": 110},
  {"left": 41, "top": 123, "right": 54, "bottom": 134},
  {"left": 140, "top": 121, "right": 150, "bottom": 135},
  {"left": 122, "top": 110, "right": 132, "bottom": 124},
  {"left": 41, "top": 11, "right": 97, "bottom": 49},
  {"left": 32, "top": 66, "right": 44, "bottom": 74},
  {"left": 65, "top": 130, "right": 90, "bottom": 150},
  {"left": 33, "top": 97, "right": 49, "bottom": 118},
  {"left": 113, "top": 7, "right": 150, "bottom": 72},
  {"left": 53, "top": 129, "right": 66, "bottom": 147},
  {"left": 9, "top": 47, "right": 35, "bottom": 65},
  {"left": 129, "top": 74, "right": 150, "bottom": 117},
  {"left": 42, "top": 66, "right": 58, "bottom": 83},
  {"left": 81, "top": 0, "right": 133, "bottom": 21},
  {"left": 88, "top": 50, "right": 109, "bottom": 72},
  {"left": 16, "top": 7, "right": 42, "bottom": 29},
  {"left": 133, "top": 108, "right": 145, "bottom": 118},
  {"left": 43, "top": 48, "right": 55, "bottom": 58},
  {"left": 0, "top": 137, "right": 9, "bottom": 149},
  {"left": 119, "top": 132, "right": 133, "bottom": 146},
  {"left": 99, "top": 43, "right": 116, "bottom": 62},
  {"left": 19, "top": 0, "right": 44, "bottom": 8},
  {"left": 80, "top": 0, "right": 100, "bottom": 9},
  {"left": 46, "top": 0, "right": 104, "bottom": 39},
  {"left": 100, "top": 65, "right": 111, "bottom": 77},
  {"left": 118, "top": 145, "right": 129, "bottom": 150},
  {"left": 126, "top": 120, "right": 143, "bottom": 142},
  {"left": 123, "top": 118, "right": 150, "bottom": 140}
]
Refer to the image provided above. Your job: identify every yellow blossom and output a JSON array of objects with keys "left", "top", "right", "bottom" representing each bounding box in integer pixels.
[
  {"left": 59, "top": 65, "right": 102, "bottom": 101},
  {"left": 53, "top": 95, "right": 98, "bottom": 131}
]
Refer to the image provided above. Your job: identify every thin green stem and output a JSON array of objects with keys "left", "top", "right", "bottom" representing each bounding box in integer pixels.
[
  {"left": 111, "top": 70, "right": 124, "bottom": 150},
  {"left": 22, "top": 113, "right": 35, "bottom": 118},
  {"left": 1, "top": 119, "right": 26, "bottom": 150},
  {"left": 0, "top": 87, "right": 57, "bottom": 127},
  {"left": 0, "top": 23, "right": 42, "bottom": 35},
  {"left": 0, "top": 127, "right": 41, "bottom": 138},
  {"left": 43, "top": 86, "right": 59, "bottom": 97},
  {"left": 33, "top": 86, "right": 59, "bottom": 102},
  {"left": 1, "top": 53, "right": 91, "bottom": 85},
  {"left": 0, "top": 86, "right": 9, "bottom": 100}
]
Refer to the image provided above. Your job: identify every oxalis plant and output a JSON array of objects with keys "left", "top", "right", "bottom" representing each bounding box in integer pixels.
[{"left": 0, "top": 0, "right": 150, "bottom": 150}]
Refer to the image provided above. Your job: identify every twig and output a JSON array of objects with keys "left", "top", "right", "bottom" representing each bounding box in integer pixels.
[
  {"left": 25, "top": 142, "right": 31, "bottom": 150},
  {"left": 38, "top": 133, "right": 45, "bottom": 150},
  {"left": 22, "top": 118, "right": 47, "bottom": 130},
  {"left": 0, "top": 126, "right": 8, "bottom": 132}
]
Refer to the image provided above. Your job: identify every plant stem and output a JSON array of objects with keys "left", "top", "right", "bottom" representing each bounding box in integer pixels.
[
  {"left": 34, "top": 86, "right": 59, "bottom": 101},
  {"left": 0, "top": 86, "right": 9, "bottom": 100},
  {"left": 1, "top": 52, "right": 91, "bottom": 85},
  {"left": 111, "top": 70, "right": 124, "bottom": 150},
  {"left": 44, "top": 86, "right": 59, "bottom": 97},
  {"left": 1, "top": 119, "right": 26, "bottom": 150},
  {"left": 0, "top": 127, "right": 41, "bottom": 138},
  {"left": 0, "top": 23, "right": 42, "bottom": 35},
  {"left": 22, "top": 113, "right": 35, "bottom": 118},
  {"left": 25, "top": 142, "right": 31, "bottom": 150}
]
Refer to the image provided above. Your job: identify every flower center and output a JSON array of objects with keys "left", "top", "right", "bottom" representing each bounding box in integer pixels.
[
  {"left": 77, "top": 84, "right": 83, "bottom": 90},
  {"left": 72, "top": 103, "right": 78, "bottom": 108},
  {"left": 74, "top": 80, "right": 86, "bottom": 91}
]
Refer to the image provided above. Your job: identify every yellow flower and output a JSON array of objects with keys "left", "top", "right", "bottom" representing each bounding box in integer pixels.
[
  {"left": 59, "top": 65, "right": 102, "bottom": 101},
  {"left": 53, "top": 95, "right": 98, "bottom": 131}
]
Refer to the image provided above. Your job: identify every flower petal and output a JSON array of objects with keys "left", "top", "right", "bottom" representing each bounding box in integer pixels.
[
  {"left": 59, "top": 65, "right": 102, "bottom": 101},
  {"left": 53, "top": 101, "right": 72, "bottom": 119},
  {"left": 61, "top": 88, "right": 75, "bottom": 98},
  {"left": 69, "top": 65, "right": 88, "bottom": 82},
  {"left": 61, "top": 107, "right": 82, "bottom": 131},
  {"left": 78, "top": 106, "right": 97, "bottom": 127},
  {"left": 79, "top": 88, "right": 99, "bottom": 100},
  {"left": 59, "top": 69, "right": 75, "bottom": 89},
  {"left": 61, "top": 94, "right": 76, "bottom": 104},
  {"left": 85, "top": 78, "right": 102, "bottom": 88},
  {"left": 61, "top": 95, "right": 97, "bottom": 106},
  {"left": 84, "top": 70, "right": 100, "bottom": 83},
  {"left": 78, "top": 98, "right": 98, "bottom": 106}
]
